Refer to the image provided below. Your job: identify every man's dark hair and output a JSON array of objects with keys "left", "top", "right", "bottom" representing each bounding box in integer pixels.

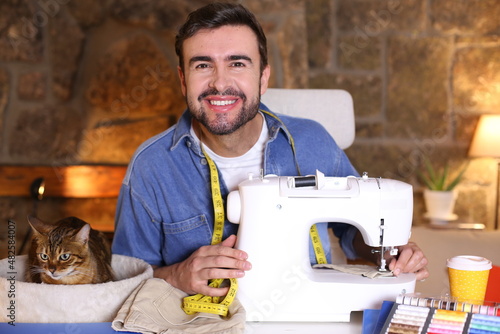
[{"left": 175, "top": 2, "right": 268, "bottom": 74}]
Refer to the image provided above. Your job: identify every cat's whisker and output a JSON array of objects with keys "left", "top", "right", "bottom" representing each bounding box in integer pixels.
[
  {"left": 72, "top": 270, "right": 94, "bottom": 278},
  {"left": 28, "top": 266, "right": 45, "bottom": 275}
]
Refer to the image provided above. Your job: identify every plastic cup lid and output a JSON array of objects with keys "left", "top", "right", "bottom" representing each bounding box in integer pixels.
[{"left": 447, "top": 255, "right": 492, "bottom": 271}]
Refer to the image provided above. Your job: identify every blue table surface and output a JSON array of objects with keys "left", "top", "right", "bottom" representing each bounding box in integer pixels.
[
  {"left": 0, "top": 304, "right": 394, "bottom": 334},
  {"left": 0, "top": 322, "right": 130, "bottom": 334}
]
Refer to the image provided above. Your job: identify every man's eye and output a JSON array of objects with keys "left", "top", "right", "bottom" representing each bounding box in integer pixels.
[
  {"left": 195, "top": 63, "right": 210, "bottom": 69},
  {"left": 231, "top": 62, "right": 245, "bottom": 67}
]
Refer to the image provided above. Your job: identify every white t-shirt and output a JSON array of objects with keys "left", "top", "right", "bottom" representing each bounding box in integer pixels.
[{"left": 190, "top": 114, "right": 268, "bottom": 192}]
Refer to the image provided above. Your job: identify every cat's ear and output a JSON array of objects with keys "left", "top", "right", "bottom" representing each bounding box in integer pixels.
[
  {"left": 73, "top": 224, "right": 91, "bottom": 245},
  {"left": 27, "top": 215, "right": 51, "bottom": 236}
]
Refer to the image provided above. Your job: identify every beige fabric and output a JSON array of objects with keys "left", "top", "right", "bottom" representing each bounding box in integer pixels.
[
  {"left": 313, "top": 263, "right": 394, "bottom": 279},
  {"left": 112, "top": 278, "right": 245, "bottom": 334}
]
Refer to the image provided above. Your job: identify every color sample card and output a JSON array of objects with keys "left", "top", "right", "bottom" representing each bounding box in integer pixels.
[
  {"left": 381, "top": 303, "right": 500, "bottom": 334},
  {"left": 427, "top": 309, "right": 468, "bottom": 333},
  {"left": 396, "top": 294, "right": 500, "bottom": 316},
  {"left": 383, "top": 304, "right": 430, "bottom": 333},
  {"left": 468, "top": 313, "right": 500, "bottom": 333}
]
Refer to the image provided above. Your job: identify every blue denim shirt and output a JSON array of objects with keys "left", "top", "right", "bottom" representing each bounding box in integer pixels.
[{"left": 112, "top": 103, "right": 360, "bottom": 267}]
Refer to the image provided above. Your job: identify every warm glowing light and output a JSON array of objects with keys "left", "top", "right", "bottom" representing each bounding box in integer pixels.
[{"left": 469, "top": 114, "right": 500, "bottom": 158}]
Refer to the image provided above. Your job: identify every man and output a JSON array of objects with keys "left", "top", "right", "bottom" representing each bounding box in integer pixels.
[{"left": 112, "top": 2, "right": 428, "bottom": 298}]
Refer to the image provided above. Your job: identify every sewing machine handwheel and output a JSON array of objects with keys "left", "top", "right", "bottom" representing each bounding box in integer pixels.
[{"left": 226, "top": 191, "right": 241, "bottom": 224}]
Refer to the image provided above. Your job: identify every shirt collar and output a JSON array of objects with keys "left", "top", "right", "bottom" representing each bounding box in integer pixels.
[{"left": 170, "top": 110, "right": 194, "bottom": 151}]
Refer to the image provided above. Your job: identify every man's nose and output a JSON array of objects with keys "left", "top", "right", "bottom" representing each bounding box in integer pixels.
[{"left": 209, "top": 67, "right": 232, "bottom": 92}]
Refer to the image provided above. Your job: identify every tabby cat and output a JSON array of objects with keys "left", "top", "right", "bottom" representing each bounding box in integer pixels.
[{"left": 25, "top": 216, "right": 115, "bottom": 284}]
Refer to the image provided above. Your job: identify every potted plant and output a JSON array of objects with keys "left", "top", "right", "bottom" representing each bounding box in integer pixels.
[{"left": 418, "top": 158, "right": 469, "bottom": 221}]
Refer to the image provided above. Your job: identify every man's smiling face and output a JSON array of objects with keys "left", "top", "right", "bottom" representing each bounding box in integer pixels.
[{"left": 178, "top": 25, "right": 270, "bottom": 135}]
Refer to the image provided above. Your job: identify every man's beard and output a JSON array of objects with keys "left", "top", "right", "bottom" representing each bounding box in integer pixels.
[{"left": 188, "top": 87, "right": 260, "bottom": 135}]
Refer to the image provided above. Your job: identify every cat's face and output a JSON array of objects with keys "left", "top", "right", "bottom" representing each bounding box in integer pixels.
[
  {"left": 33, "top": 234, "right": 89, "bottom": 282},
  {"left": 27, "top": 216, "right": 91, "bottom": 284}
]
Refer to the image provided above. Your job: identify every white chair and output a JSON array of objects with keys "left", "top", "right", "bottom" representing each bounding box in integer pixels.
[{"left": 261, "top": 88, "right": 355, "bottom": 150}]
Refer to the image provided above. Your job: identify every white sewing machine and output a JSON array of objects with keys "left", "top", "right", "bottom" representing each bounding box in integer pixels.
[{"left": 227, "top": 170, "right": 416, "bottom": 322}]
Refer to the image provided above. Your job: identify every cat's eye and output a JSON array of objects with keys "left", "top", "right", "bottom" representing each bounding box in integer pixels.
[
  {"left": 39, "top": 253, "right": 49, "bottom": 261},
  {"left": 59, "top": 253, "right": 71, "bottom": 261}
]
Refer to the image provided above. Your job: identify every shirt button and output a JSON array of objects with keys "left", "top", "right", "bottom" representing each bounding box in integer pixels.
[
  {"left": 186, "top": 141, "right": 192, "bottom": 148},
  {"left": 201, "top": 158, "right": 207, "bottom": 165}
]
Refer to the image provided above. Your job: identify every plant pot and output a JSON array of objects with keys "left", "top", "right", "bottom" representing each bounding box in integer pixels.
[{"left": 423, "top": 189, "right": 458, "bottom": 221}]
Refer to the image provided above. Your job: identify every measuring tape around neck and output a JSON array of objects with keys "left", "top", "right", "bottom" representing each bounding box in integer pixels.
[
  {"left": 183, "top": 112, "right": 328, "bottom": 315},
  {"left": 182, "top": 145, "right": 238, "bottom": 316}
]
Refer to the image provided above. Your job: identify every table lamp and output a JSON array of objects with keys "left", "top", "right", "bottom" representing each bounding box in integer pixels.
[{"left": 468, "top": 114, "right": 500, "bottom": 229}]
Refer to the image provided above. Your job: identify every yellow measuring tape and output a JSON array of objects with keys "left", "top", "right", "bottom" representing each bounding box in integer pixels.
[
  {"left": 182, "top": 277, "right": 238, "bottom": 316},
  {"left": 310, "top": 225, "right": 327, "bottom": 264},
  {"left": 182, "top": 111, "right": 327, "bottom": 315},
  {"left": 182, "top": 146, "right": 238, "bottom": 317}
]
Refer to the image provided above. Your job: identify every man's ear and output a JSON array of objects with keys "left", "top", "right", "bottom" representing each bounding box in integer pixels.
[
  {"left": 260, "top": 65, "right": 271, "bottom": 96},
  {"left": 177, "top": 66, "right": 187, "bottom": 96}
]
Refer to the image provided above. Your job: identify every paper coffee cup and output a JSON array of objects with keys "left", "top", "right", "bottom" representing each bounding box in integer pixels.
[{"left": 447, "top": 255, "right": 492, "bottom": 305}]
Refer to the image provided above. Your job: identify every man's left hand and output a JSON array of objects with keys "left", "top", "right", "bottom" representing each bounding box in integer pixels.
[{"left": 389, "top": 242, "right": 429, "bottom": 281}]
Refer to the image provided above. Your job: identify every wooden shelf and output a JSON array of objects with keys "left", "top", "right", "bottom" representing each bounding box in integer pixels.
[{"left": 0, "top": 165, "right": 127, "bottom": 198}]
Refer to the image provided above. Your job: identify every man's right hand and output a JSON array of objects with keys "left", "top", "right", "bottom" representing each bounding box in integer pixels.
[{"left": 152, "top": 234, "right": 252, "bottom": 296}]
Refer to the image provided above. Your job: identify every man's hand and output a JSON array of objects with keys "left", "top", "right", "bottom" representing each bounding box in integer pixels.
[
  {"left": 388, "top": 242, "right": 429, "bottom": 281},
  {"left": 153, "top": 234, "right": 251, "bottom": 296},
  {"left": 353, "top": 231, "right": 429, "bottom": 281}
]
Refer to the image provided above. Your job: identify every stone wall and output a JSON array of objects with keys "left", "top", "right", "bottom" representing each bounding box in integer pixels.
[
  {"left": 0, "top": 0, "right": 499, "bottom": 254},
  {"left": 306, "top": 0, "right": 500, "bottom": 229}
]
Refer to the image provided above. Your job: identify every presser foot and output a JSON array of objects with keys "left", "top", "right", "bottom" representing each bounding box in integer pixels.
[{"left": 372, "top": 246, "right": 398, "bottom": 272}]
